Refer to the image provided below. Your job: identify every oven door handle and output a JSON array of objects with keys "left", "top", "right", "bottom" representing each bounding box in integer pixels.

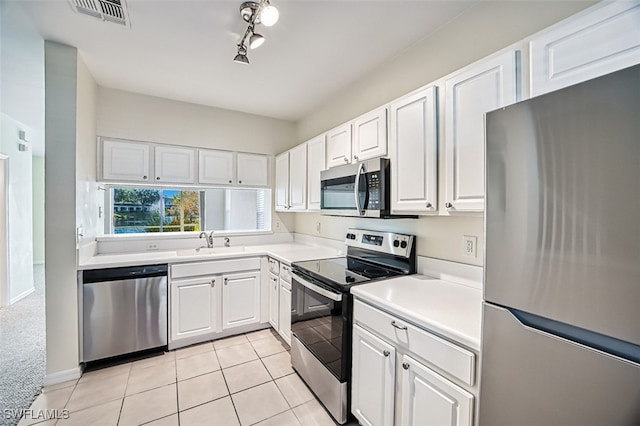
[
  {"left": 293, "top": 274, "right": 342, "bottom": 302},
  {"left": 354, "top": 162, "right": 366, "bottom": 216}
]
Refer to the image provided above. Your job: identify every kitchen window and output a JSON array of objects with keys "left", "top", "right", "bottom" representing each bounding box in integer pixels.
[{"left": 107, "top": 186, "right": 271, "bottom": 234}]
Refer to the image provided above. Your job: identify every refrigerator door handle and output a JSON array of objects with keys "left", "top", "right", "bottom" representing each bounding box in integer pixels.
[{"left": 507, "top": 307, "right": 640, "bottom": 365}]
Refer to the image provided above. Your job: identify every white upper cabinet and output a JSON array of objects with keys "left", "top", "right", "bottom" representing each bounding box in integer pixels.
[
  {"left": 530, "top": 1, "right": 640, "bottom": 98},
  {"left": 389, "top": 86, "right": 438, "bottom": 214},
  {"left": 353, "top": 107, "right": 388, "bottom": 162},
  {"left": 306, "top": 135, "right": 326, "bottom": 211},
  {"left": 199, "top": 150, "right": 268, "bottom": 187},
  {"left": 443, "top": 49, "right": 520, "bottom": 213},
  {"left": 102, "top": 139, "right": 151, "bottom": 182},
  {"left": 288, "top": 144, "right": 307, "bottom": 211},
  {"left": 154, "top": 145, "right": 196, "bottom": 184},
  {"left": 199, "top": 149, "right": 235, "bottom": 185},
  {"left": 237, "top": 153, "right": 269, "bottom": 187},
  {"left": 275, "top": 152, "right": 290, "bottom": 211},
  {"left": 326, "top": 123, "right": 352, "bottom": 168}
]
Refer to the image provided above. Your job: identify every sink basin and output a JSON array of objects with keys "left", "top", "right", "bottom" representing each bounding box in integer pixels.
[{"left": 176, "top": 246, "right": 246, "bottom": 256}]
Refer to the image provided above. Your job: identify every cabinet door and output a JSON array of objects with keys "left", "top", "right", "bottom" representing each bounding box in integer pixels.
[
  {"left": 353, "top": 107, "right": 387, "bottom": 162},
  {"left": 199, "top": 149, "right": 235, "bottom": 185},
  {"left": 275, "top": 152, "right": 289, "bottom": 211},
  {"left": 171, "top": 276, "right": 218, "bottom": 342},
  {"left": 306, "top": 135, "right": 326, "bottom": 211},
  {"left": 155, "top": 145, "right": 196, "bottom": 184},
  {"left": 389, "top": 86, "right": 438, "bottom": 214},
  {"left": 102, "top": 139, "right": 151, "bottom": 182},
  {"left": 351, "top": 324, "right": 396, "bottom": 426},
  {"left": 530, "top": 1, "right": 640, "bottom": 98},
  {"left": 278, "top": 281, "right": 291, "bottom": 345},
  {"left": 400, "top": 355, "right": 473, "bottom": 426},
  {"left": 268, "top": 274, "right": 279, "bottom": 330},
  {"left": 288, "top": 144, "right": 307, "bottom": 211},
  {"left": 326, "top": 123, "right": 352, "bottom": 168},
  {"left": 237, "top": 153, "right": 269, "bottom": 187},
  {"left": 444, "top": 49, "right": 519, "bottom": 212},
  {"left": 222, "top": 271, "right": 260, "bottom": 330}
]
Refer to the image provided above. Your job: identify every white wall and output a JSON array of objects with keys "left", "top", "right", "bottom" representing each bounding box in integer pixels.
[
  {"left": 97, "top": 88, "right": 297, "bottom": 155},
  {"left": 293, "top": 1, "right": 596, "bottom": 266},
  {"left": 44, "top": 41, "right": 80, "bottom": 379},
  {"left": 32, "top": 156, "right": 45, "bottom": 264},
  {"left": 0, "top": 114, "right": 34, "bottom": 301}
]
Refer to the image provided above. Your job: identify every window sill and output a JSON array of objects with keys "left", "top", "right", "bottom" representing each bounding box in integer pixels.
[{"left": 96, "top": 230, "right": 274, "bottom": 242}]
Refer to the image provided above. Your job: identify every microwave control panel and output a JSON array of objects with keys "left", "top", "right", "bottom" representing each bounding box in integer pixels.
[{"left": 366, "top": 172, "right": 380, "bottom": 209}]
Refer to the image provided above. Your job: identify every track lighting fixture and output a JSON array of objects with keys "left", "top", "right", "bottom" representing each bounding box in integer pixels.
[{"left": 233, "top": 0, "right": 278, "bottom": 63}]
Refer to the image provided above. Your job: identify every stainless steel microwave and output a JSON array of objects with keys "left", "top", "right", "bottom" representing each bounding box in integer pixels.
[{"left": 320, "top": 158, "right": 415, "bottom": 218}]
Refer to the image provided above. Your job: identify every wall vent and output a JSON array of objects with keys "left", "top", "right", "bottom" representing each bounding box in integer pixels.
[{"left": 69, "top": 0, "right": 130, "bottom": 26}]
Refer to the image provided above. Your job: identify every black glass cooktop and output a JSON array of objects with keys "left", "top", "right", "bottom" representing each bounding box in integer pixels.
[{"left": 292, "top": 256, "right": 404, "bottom": 289}]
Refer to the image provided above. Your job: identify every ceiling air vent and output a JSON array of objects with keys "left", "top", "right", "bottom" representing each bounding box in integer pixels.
[{"left": 69, "top": 0, "right": 130, "bottom": 26}]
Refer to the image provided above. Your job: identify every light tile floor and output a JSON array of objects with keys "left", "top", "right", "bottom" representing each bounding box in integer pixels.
[{"left": 19, "top": 329, "right": 340, "bottom": 426}]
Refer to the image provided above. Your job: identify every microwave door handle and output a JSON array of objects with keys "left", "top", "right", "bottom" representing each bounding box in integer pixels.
[{"left": 354, "top": 163, "right": 365, "bottom": 216}]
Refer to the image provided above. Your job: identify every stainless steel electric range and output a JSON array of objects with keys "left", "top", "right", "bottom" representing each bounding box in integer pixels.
[{"left": 290, "top": 229, "right": 416, "bottom": 424}]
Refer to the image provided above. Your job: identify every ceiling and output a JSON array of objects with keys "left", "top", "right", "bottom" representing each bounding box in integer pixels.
[{"left": 19, "top": 0, "right": 478, "bottom": 122}]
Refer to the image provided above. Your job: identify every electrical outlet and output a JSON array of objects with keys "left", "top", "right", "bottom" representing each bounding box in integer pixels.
[
  {"left": 463, "top": 235, "right": 477, "bottom": 258},
  {"left": 146, "top": 243, "right": 159, "bottom": 251},
  {"left": 275, "top": 221, "right": 281, "bottom": 230},
  {"left": 316, "top": 222, "right": 321, "bottom": 234}
]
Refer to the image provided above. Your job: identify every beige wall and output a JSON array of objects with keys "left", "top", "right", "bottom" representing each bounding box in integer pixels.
[
  {"left": 44, "top": 41, "right": 80, "bottom": 377},
  {"left": 97, "top": 88, "right": 296, "bottom": 155},
  {"left": 293, "top": 1, "right": 596, "bottom": 266},
  {"left": 32, "top": 156, "right": 45, "bottom": 264}
]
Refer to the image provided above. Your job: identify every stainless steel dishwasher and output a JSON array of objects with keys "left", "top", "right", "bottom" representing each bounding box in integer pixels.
[{"left": 82, "top": 264, "right": 168, "bottom": 362}]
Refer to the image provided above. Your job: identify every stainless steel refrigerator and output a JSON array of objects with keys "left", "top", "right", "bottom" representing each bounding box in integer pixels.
[{"left": 480, "top": 64, "right": 640, "bottom": 425}]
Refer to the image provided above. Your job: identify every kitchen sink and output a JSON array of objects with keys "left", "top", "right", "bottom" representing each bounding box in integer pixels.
[{"left": 176, "top": 246, "right": 246, "bottom": 256}]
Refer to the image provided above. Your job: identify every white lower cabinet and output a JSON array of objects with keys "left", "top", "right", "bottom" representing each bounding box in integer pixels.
[
  {"left": 170, "top": 276, "right": 219, "bottom": 342},
  {"left": 222, "top": 271, "right": 260, "bottom": 330},
  {"left": 352, "top": 299, "right": 475, "bottom": 426},
  {"left": 400, "top": 354, "right": 473, "bottom": 426},
  {"left": 352, "top": 325, "right": 396, "bottom": 426},
  {"left": 268, "top": 273, "right": 279, "bottom": 329},
  {"left": 169, "top": 258, "right": 261, "bottom": 348},
  {"left": 278, "top": 280, "right": 292, "bottom": 345}
]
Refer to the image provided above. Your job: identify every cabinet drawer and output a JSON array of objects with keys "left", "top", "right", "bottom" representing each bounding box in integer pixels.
[
  {"left": 280, "top": 264, "right": 292, "bottom": 283},
  {"left": 268, "top": 258, "right": 280, "bottom": 275},
  {"left": 354, "top": 299, "right": 475, "bottom": 386},
  {"left": 171, "top": 258, "right": 260, "bottom": 279}
]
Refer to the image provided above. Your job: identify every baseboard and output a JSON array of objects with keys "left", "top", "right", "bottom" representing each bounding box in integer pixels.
[
  {"left": 44, "top": 366, "right": 82, "bottom": 386},
  {"left": 10, "top": 287, "right": 34, "bottom": 305}
]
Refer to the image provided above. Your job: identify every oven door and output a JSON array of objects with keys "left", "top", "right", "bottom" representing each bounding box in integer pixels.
[{"left": 290, "top": 272, "right": 349, "bottom": 382}]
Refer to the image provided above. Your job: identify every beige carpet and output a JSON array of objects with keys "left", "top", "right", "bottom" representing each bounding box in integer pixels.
[{"left": 0, "top": 265, "right": 45, "bottom": 426}]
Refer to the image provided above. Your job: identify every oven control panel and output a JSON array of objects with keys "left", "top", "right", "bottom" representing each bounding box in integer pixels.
[{"left": 345, "top": 228, "right": 414, "bottom": 258}]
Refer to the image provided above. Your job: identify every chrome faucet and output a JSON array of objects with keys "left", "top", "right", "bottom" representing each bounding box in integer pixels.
[
  {"left": 224, "top": 237, "right": 230, "bottom": 247},
  {"left": 199, "top": 231, "right": 214, "bottom": 248}
]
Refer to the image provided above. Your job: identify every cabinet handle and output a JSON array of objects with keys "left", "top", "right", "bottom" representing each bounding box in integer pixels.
[
  {"left": 391, "top": 320, "right": 407, "bottom": 330},
  {"left": 445, "top": 202, "right": 453, "bottom": 209},
  {"left": 353, "top": 154, "right": 359, "bottom": 161},
  {"left": 143, "top": 175, "right": 147, "bottom": 180},
  {"left": 156, "top": 176, "right": 160, "bottom": 180},
  {"left": 229, "top": 180, "right": 232, "bottom": 184},
  {"left": 224, "top": 278, "right": 228, "bottom": 285},
  {"left": 383, "top": 350, "right": 390, "bottom": 357},
  {"left": 239, "top": 180, "right": 242, "bottom": 184},
  {"left": 402, "top": 362, "right": 410, "bottom": 370},
  {"left": 426, "top": 202, "right": 433, "bottom": 209},
  {"left": 210, "top": 279, "right": 216, "bottom": 287},
  {"left": 343, "top": 156, "right": 349, "bottom": 163}
]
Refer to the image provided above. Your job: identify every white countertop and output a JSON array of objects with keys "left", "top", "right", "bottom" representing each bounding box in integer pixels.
[
  {"left": 78, "top": 242, "right": 344, "bottom": 270},
  {"left": 351, "top": 275, "right": 483, "bottom": 351}
]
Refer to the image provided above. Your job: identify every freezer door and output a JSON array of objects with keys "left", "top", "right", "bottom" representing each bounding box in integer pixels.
[
  {"left": 484, "top": 65, "right": 640, "bottom": 345},
  {"left": 479, "top": 303, "right": 640, "bottom": 426}
]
